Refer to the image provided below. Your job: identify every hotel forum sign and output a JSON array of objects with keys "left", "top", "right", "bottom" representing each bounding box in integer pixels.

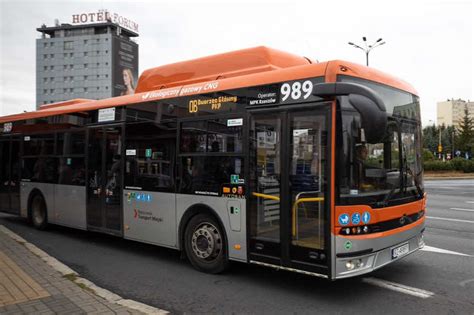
[{"left": 71, "top": 10, "right": 139, "bottom": 33}]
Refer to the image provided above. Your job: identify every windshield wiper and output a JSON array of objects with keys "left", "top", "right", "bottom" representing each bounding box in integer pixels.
[
  {"left": 405, "top": 163, "right": 424, "bottom": 198},
  {"left": 377, "top": 185, "right": 398, "bottom": 207}
]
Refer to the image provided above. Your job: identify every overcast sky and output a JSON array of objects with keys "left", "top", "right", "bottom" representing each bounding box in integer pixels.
[{"left": 0, "top": 0, "right": 472, "bottom": 125}]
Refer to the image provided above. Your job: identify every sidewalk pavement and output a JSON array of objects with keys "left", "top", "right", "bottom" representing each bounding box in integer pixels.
[{"left": 0, "top": 225, "right": 146, "bottom": 315}]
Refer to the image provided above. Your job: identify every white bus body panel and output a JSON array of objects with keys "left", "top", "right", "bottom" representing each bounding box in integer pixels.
[
  {"left": 20, "top": 182, "right": 87, "bottom": 230},
  {"left": 54, "top": 185, "right": 86, "bottom": 230},
  {"left": 123, "top": 190, "right": 177, "bottom": 248}
]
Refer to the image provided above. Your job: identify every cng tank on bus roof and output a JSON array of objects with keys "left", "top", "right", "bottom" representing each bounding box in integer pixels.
[{"left": 134, "top": 46, "right": 312, "bottom": 93}]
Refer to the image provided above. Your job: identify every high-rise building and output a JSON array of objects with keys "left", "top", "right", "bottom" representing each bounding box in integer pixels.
[
  {"left": 36, "top": 11, "right": 139, "bottom": 108},
  {"left": 437, "top": 99, "right": 474, "bottom": 128}
]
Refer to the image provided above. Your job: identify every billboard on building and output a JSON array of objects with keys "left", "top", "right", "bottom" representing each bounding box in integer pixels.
[{"left": 112, "top": 36, "right": 139, "bottom": 97}]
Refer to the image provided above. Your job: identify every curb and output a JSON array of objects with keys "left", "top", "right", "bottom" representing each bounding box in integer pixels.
[
  {"left": 0, "top": 225, "right": 169, "bottom": 315},
  {"left": 424, "top": 177, "right": 474, "bottom": 180}
]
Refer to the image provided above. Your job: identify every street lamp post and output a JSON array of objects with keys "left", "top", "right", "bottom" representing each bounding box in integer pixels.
[{"left": 348, "top": 37, "right": 386, "bottom": 66}]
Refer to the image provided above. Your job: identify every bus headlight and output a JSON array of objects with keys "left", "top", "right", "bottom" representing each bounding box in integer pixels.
[
  {"left": 345, "top": 259, "right": 364, "bottom": 271},
  {"left": 345, "top": 261, "right": 355, "bottom": 270}
]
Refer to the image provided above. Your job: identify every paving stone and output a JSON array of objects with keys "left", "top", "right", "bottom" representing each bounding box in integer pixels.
[{"left": 0, "top": 226, "right": 147, "bottom": 315}]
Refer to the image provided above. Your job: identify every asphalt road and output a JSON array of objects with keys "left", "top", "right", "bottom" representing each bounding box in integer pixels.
[{"left": 1, "top": 179, "right": 473, "bottom": 314}]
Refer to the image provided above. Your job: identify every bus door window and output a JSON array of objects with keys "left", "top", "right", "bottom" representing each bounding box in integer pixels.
[
  {"left": 249, "top": 115, "right": 281, "bottom": 243},
  {"left": 289, "top": 112, "right": 327, "bottom": 251},
  {"left": 105, "top": 128, "right": 121, "bottom": 205}
]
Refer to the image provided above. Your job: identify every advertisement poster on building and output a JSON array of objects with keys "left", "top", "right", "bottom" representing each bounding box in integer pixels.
[{"left": 112, "top": 36, "right": 139, "bottom": 96}]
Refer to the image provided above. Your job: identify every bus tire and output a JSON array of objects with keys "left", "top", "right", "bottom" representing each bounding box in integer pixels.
[
  {"left": 30, "top": 194, "right": 48, "bottom": 230},
  {"left": 184, "top": 213, "right": 228, "bottom": 274}
]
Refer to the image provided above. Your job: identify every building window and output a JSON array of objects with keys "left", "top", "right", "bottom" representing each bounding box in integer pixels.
[
  {"left": 43, "top": 89, "right": 48, "bottom": 94},
  {"left": 69, "top": 88, "right": 73, "bottom": 93},
  {"left": 64, "top": 88, "right": 68, "bottom": 93},
  {"left": 43, "top": 78, "right": 47, "bottom": 83},
  {"left": 50, "top": 89, "right": 54, "bottom": 94},
  {"left": 105, "top": 86, "right": 109, "bottom": 90},
  {"left": 84, "top": 75, "right": 88, "bottom": 80},
  {"left": 64, "top": 65, "right": 68, "bottom": 70},
  {"left": 50, "top": 42, "right": 54, "bottom": 47},
  {"left": 69, "top": 65, "right": 74, "bottom": 70},
  {"left": 50, "top": 65, "right": 54, "bottom": 70},
  {"left": 96, "top": 50, "right": 99, "bottom": 55},
  {"left": 96, "top": 62, "right": 100, "bottom": 67},
  {"left": 64, "top": 53, "right": 68, "bottom": 58},
  {"left": 105, "top": 74, "right": 108, "bottom": 78},
  {"left": 84, "top": 39, "right": 88, "bottom": 45},
  {"left": 97, "top": 87, "right": 100, "bottom": 90},
  {"left": 84, "top": 87, "right": 88, "bottom": 93},
  {"left": 70, "top": 53, "right": 74, "bottom": 57},
  {"left": 105, "top": 62, "right": 109, "bottom": 66},
  {"left": 43, "top": 43, "right": 48, "bottom": 48},
  {"left": 64, "top": 41, "right": 74, "bottom": 50},
  {"left": 43, "top": 54, "right": 48, "bottom": 59},
  {"left": 70, "top": 76, "right": 74, "bottom": 82},
  {"left": 84, "top": 52, "right": 88, "bottom": 57},
  {"left": 50, "top": 54, "right": 54, "bottom": 58},
  {"left": 97, "top": 75, "right": 100, "bottom": 78},
  {"left": 43, "top": 66, "right": 48, "bottom": 71},
  {"left": 50, "top": 77, "right": 54, "bottom": 82},
  {"left": 105, "top": 50, "right": 108, "bottom": 54},
  {"left": 84, "top": 64, "right": 88, "bottom": 69},
  {"left": 96, "top": 39, "right": 100, "bottom": 43}
]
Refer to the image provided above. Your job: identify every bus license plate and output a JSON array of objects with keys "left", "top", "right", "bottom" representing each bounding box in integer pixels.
[{"left": 392, "top": 243, "right": 409, "bottom": 259}]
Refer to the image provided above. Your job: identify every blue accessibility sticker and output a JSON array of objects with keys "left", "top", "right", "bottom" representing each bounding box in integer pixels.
[
  {"left": 362, "top": 211, "right": 371, "bottom": 224},
  {"left": 339, "top": 213, "right": 350, "bottom": 226},
  {"left": 351, "top": 213, "right": 361, "bottom": 225}
]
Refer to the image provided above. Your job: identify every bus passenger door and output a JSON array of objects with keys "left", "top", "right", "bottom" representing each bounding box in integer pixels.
[
  {"left": 248, "top": 104, "right": 331, "bottom": 277},
  {"left": 86, "top": 126, "right": 123, "bottom": 235},
  {"left": 0, "top": 139, "right": 11, "bottom": 212},
  {"left": 0, "top": 137, "right": 20, "bottom": 215}
]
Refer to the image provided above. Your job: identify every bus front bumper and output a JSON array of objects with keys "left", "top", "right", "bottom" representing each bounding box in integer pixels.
[{"left": 333, "top": 221, "right": 425, "bottom": 279}]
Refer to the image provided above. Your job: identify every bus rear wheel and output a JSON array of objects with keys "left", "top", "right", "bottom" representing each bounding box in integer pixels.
[
  {"left": 30, "top": 194, "right": 48, "bottom": 230},
  {"left": 184, "top": 214, "right": 228, "bottom": 274}
]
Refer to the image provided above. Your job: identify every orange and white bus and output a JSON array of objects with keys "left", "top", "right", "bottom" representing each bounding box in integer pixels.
[{"left": 0, "top": 47, "right": 426, "bottom": 279}]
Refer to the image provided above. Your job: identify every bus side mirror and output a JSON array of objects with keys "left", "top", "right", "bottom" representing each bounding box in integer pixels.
[{"left": 313, "top": 82, "right": 387, "bottom": 143}]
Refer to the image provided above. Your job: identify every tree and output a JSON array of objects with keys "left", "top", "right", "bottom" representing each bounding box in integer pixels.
[
  {"left": 455, "top": 105, "right": 474, "bottom": 154},
  {"left": 422, "top": 124, "right": 438, "bottom": 153}
]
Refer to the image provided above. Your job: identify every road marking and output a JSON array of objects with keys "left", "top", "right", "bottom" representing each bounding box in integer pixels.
[
  {"left": 427, "top": 216, "right": 474, "bottom": 224},
  {"left": 449, "top": 207, "right": 474, "bottom": 212},
  {"left": 421, "top": 245, "right": 472, "bottom": 257},
  {"left": 362, "top": 277, "right": 434, "bottom": 299}
]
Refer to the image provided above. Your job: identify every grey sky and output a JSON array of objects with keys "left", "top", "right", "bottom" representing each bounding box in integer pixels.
[{"left": 0, "top": 0, "right": 472, "bottom": 125}]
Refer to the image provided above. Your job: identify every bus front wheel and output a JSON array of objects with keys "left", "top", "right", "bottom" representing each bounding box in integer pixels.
[
  {"left": 184, "top": 214, "right": 228, "bottom": 274},
  {"left": 30, "top": 194, "right": 48, "bottom": 230}
]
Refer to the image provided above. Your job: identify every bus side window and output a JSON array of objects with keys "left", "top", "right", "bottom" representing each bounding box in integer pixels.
[{"left": 125, "top": 122, "right": 176, "bottom": 192}]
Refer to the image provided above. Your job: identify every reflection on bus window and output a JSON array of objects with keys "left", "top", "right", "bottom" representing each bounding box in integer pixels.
[{"left": 180, "top": 156, "right": 242, "bottom": 195}]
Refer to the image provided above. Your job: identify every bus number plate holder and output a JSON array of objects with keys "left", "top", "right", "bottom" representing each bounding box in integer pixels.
[{"left": 391, "top": 243, "right": 409, "bottom": 259}]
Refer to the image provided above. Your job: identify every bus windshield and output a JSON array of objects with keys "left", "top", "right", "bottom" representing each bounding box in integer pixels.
[{"left": 337, "top": 76, "right": 424, "bottom": 207}]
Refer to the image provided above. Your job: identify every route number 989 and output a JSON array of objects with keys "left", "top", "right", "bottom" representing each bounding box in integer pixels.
[{"left": 280, "top": 80, "right": 313, "bottom": 102}]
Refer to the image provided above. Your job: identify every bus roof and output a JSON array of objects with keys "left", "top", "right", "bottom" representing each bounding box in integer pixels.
[{"left": 0, "top": 47, "right": 417, "bottom": 124}]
